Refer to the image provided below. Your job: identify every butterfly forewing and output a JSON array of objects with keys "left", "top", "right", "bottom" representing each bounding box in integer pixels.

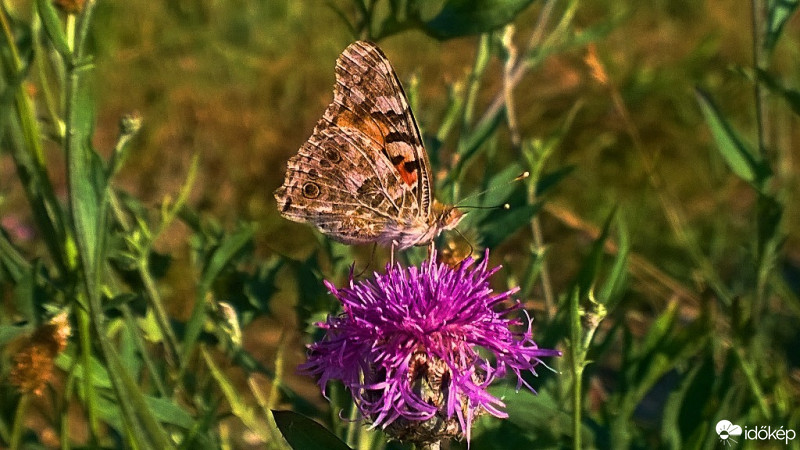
[
  {"left": 275, "top": 41, "right": 456, "bottom": 250},
  {"left": 328, "top": 41, "right": 433, "bottom": 218}
]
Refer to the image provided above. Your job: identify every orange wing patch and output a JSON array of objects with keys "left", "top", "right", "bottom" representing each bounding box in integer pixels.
[
  {"left": 334, "top": 110, "right": 387, "bottom": 148},
  {"left": 395, "top": 159, "right": 418, "bottom": 186}
]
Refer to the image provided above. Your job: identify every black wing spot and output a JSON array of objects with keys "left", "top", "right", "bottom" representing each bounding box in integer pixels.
[
  {"left": 385, "top": 131, "right": 409, "bottom": 143},
  {"left": 308, "top": 168, "right": 320, "bottom": 179},
  {"left": 323, "top": 148, "right": 342, "bottom": 163},
  {"left": 357, "top": 177, "right": 379, "bottom": 195},
  {"left": 282, "top": 198, "right": 292, "bottom": 212},
  {"left": 319, "top": 158, "right": 332, "bottom": 168},
  {"left": 403, "top": 160, "right": 419, "bottom": 173},
  {"left": 302, "top": 182, "right": 321, "bottom": 199},
  {"left": 369, "top": 193, "right": 386, "bottom": 208},
  {"left": 390, "top": 155, "right": 405, "bottom": 166}
]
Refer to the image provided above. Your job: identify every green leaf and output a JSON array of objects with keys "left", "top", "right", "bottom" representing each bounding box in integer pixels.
[
  {"left": 426, "top": 0, "right": 537, "bottom": 39},
  {"left": 695, "top": 88, "right": 770, "bottom": 189},
  {"left": 55, "top": 352, "right": 113, "bottom": 389},
  {"left": 639, "top": 301, "right": 679, "bottom": 357},
  {"left": 182, "top": 225, "right": 254, "bottom": 362},
  {"left": 598, "top": 216, "right": 628, "bottom": 308},
  {"left": 661, "top": 356, "right": 716, "bottom": 449},
  {"left": 756, "top": 68, "right": 800, "bottom": 116},
  {"left": 144, "top": 397, "right": 195, "bottom": 429},
  {"left": 0, "top": 228, "right": 30, "bottom": 283},
  {"left": 478, "top": 202, "right": 541, "bottom": 249},
  {"left": 202, "top": 348, "right": 274, "bottom": 441},
  {"left": 0, "top": 325, "right": 28, "bottom": 346},
  {"left": 535, "top": 165, "right": 575, "bottom": 196},
  {"left": 444, "top": 104, "right": 504, "bottom": 187},
  {"left": 765, "top": 0, "right": 800, "bottom": 51},
  {"left": 493, "top": 387, "right": 572, "bottom": 434},
  {"left": 272, "top": 410, "right": 352, "bottom": 450},
  {"left": 67, "top": 80, "right": 108, "bottom": 279},
  {"left": 35, "top": 0, "right": 71, "bottom": 58},
  {"left": 199, "top": 225, "right": 254, "bottom": 294},
  {"left": 11, "top": 260, "right": 37, "bottom": 323},
  {"left": 574, "top": 207, "right": 616, "bottom": 299},
  {"left": 458, "top": 161, "right": 525, "bottom": 228}
]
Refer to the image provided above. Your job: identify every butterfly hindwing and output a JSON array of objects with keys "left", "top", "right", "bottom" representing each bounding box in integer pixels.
[{"left": 275, "top": 123, "right": 420, "bottom": 245}]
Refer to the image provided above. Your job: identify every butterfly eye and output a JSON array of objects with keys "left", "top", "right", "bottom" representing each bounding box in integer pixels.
[
  {"left": 302, "top": 182, "right": 321, "bottom": 199},
  {"left": 442, "top": 208, "right": 465, "bottom": 230}
]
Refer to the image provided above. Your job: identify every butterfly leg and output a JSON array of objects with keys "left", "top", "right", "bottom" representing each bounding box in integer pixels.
[{"left": 390, "top": 241, "right": 398, "bottom": 266}]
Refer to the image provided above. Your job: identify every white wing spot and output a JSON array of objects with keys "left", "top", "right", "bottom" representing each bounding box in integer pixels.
[
  {"left": 375, "top": 95, "right": 402, "bottom": 114},
  {"left": 350, "top": 87, "right": 366, "bottom": 104}
]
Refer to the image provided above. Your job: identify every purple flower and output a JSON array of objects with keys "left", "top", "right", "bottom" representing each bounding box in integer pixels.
[{"left": 300, "top": 250, "right": 561, "bottom": 445}]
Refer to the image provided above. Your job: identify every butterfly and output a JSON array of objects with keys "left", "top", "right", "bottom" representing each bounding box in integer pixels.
[{"left": 274, "top": 41, "right": 463, "bottom": 251}]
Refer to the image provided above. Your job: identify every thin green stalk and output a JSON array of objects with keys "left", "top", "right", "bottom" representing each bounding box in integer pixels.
[
  {"left": 0, "top": 2, "right": 21, "bottom": 67},
  {"left": 107, "top": 128, "right": 183, "bottom": 369},
  {"left": 120, "top": 304, "right": 168, "bottom": 397},
  {"left": 461, "top": 33, "right": 490, "bottom": 128},
  {"left": 32, "top": 14, "right": 64, "bottom": 139},
  {"left": 750, "top": 0, "right": 767, "bottom": 157},
  {"left": 345, "top": 399, "right": 359, "bottom": 448},
  {"left": 9, "top": 393, "right": 30, "bottom": 450},
  {"left": 74, "top": 296, "right": 101, "bottom": 442},
  {"left": 569, "top": 290, "right": 583, "bottom": 450},
  {"left": 734, "top": 346, "right": 771, "bottom": 419},
  {"left": 499, "top": 26, "right": 557, "bottom": 314},
  {"left": 107, "top": 192, "right": 180, "bottom": 369},
  {"left": 475, "top": 0, "right": 580, "bottom": 128},
  {"left": 138, "top": 259, "right": 180, "bottom": 365},
  {"left": 249, "top": 381, "right": 287, "bottom": 449},
  {"left": 528, "top": 0, "right": 557, "bottom": 49},
  {"left": 501, "top": 26, "right": 521, "bottom": 153},
  {"left": 249, "top": 329, "right": 290, "bottom": 449},
  {"left": 61, "top": 364, "right": 78, "bottom": 450}
]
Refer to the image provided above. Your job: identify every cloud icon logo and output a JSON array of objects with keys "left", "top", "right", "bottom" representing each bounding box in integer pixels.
[{"left": 716, "top": 420, "right": 742, "bottom": 445}]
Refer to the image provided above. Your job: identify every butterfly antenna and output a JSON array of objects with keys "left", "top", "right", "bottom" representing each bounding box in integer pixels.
[
  {"left": 457, "top": 203, "right": 511, "bottom": 210},
  {"left": 455, "top": 171, "right": 530, "bottom": 206}
]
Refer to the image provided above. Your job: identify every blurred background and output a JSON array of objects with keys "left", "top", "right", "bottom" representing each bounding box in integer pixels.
[
  {"left": 75, "top": 1, "right": 799, "bottom": 274},
  {"left": 2, "top": 0, "right": 799, "bottom": 448}
]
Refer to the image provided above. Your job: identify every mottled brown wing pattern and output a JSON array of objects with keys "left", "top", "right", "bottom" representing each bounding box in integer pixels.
[
  {"left": 274, "top": 122, "right": 419, "bottom": 245},
  {"left": 326, "top": 41, "right": 433, "bottom": 219},
  {"left": 274, "top": 41, "right": 456, "bottom": 249}
]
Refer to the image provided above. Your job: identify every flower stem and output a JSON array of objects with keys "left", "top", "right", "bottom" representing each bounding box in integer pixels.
[
  {"left": 750, "top": 0, "right": 767, "bottom": 157},
  {"left": 569, "top": 290, "right": 583, "bottom": 450},
  {"left": 9, "top": 393, "right": 30, "bottom": 450}
]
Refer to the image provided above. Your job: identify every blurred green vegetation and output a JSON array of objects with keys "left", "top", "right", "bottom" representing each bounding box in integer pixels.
[{"left": 1, "top": 0, "right": 799, "bottom": 449}]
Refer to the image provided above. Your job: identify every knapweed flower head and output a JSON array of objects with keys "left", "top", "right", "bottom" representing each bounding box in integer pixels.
[
  {"left": 10, "top": 312, "right": 71, "bottom": 396},
  {"left": 300, "top": 250, "right": 561, "bottom": 445}
]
